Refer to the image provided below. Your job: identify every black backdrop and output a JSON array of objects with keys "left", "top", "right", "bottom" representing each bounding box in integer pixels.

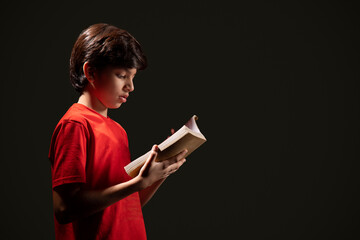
[{"left": 0, "top": 1, "right": 359, "bottom": 239}]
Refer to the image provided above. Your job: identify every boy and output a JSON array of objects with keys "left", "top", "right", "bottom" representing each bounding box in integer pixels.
[{"left": 47, "top": 23, "right": 187, "bottom": 240}]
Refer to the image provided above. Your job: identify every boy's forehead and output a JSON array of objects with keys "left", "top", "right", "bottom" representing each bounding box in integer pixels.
[{"left": 113, "top": 66, "right": 137, "bottom": 74}]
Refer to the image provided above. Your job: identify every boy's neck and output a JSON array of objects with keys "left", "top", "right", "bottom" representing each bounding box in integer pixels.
[{"left": 77, "top": 91, "right": 108, "bottom": 118}]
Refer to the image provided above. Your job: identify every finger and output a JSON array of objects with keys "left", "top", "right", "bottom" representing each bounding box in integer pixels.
[
  {"left": 164, "top": 149, "right": 188, "bottom": 166},
  {"left": 141, "top": 145, "right": 159, "bottom": 176},
  {"left": 167, "top": 158, "right": 186, "bottom": 175},
  {"left": 167, "top": 128, "right": 175, "bottom": 139}
]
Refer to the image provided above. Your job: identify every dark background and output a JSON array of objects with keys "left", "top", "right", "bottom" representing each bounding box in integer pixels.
[{"left": 0, "top": 0, "right": 359, "bottom": 239}]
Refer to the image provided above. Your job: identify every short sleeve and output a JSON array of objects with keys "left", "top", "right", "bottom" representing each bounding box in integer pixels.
[{"left": 50, "top": 120, "right": 88, "bottom": 189}]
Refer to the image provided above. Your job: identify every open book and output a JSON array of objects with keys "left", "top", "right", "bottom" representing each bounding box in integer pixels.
[{"left": 124, "top": 115, "right": 207, "bottom": 178}]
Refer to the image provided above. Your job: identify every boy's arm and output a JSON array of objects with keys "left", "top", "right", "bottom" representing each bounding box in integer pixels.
[
  {"left": 53, "top": 176, "right": 141, "bottom": 224},
  {"left": 53, "top": 145, "right": 187, "bottom": 224},
  {"left": 138, "top": 178, "right": 166, "bottom": 207}
]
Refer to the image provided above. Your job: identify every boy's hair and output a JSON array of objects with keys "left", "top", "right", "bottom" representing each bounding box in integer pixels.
[{"left": 70, "top": 23, "right": 148, "bottom": 94}]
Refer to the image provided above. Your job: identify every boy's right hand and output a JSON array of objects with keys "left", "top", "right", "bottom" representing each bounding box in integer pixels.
[{"left": 136, "top": 145, "right": 187, "bottom": 189}]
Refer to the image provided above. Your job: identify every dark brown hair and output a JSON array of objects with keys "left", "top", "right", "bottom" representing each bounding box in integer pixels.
[{"left": 69, "top": 23, "right": 148, "bottom": 94}]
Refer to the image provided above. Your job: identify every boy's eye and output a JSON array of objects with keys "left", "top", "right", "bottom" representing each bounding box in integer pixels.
[{"left": 116, "top": 74, "right": 126, "bottom": 79}]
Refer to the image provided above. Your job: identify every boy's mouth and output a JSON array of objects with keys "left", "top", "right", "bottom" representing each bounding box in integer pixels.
[{"left": 118, "top": 95, "right": 128, "bottom": 103}]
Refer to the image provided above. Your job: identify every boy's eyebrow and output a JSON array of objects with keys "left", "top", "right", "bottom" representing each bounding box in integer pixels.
[
  {"left": 125, "top": 69, "right": 137, "bottom": 76},
  {"left": 116, "top": 68, "right": 136, "bottom": 76},
  {"left": 116, "top": 67, "right": 137, "bottom": 77}
]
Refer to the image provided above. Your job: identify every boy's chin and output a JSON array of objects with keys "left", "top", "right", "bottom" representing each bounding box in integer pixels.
[{"left": 108, "top": 103, "right": 123, "bottom": 109}]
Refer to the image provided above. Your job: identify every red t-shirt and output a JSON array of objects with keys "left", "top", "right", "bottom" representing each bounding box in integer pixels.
[{"left": 48, "top": 103, "right": 147, "bottom": 240}]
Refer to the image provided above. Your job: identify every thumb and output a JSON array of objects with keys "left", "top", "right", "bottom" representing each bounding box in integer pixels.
[{"left": 140, "top": 145, "right": 159, "bottom": 177}]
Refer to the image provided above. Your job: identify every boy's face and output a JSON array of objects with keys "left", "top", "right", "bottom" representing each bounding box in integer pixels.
[{"left": 93, "top": 66, "right": 137, "bottom": 109}]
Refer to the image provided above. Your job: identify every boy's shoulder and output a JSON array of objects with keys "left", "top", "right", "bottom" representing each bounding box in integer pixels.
[
  {"left": 57, "top": 103, "right": 88, "bottom": 126},
  {"left": 56, "top": 103, "right": 121, "bottom": 129}
]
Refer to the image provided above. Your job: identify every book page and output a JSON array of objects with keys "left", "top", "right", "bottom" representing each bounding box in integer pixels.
[{"left": 185, "top": 115, "right": 202, "bottom": 134}]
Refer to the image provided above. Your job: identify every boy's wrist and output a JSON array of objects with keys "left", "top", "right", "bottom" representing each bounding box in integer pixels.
[{"left": 131, "top": 175, "right": 147, "bottom": 191}]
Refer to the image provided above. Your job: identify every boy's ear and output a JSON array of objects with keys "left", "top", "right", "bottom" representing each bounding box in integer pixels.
[{"left": 83, "top": 61, "right": 95, "bottom": 82}]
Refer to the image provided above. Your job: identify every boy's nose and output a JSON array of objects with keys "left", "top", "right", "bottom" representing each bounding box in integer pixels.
[{"left": 125, "top": 80, "right": 134, "bottom": 92}]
